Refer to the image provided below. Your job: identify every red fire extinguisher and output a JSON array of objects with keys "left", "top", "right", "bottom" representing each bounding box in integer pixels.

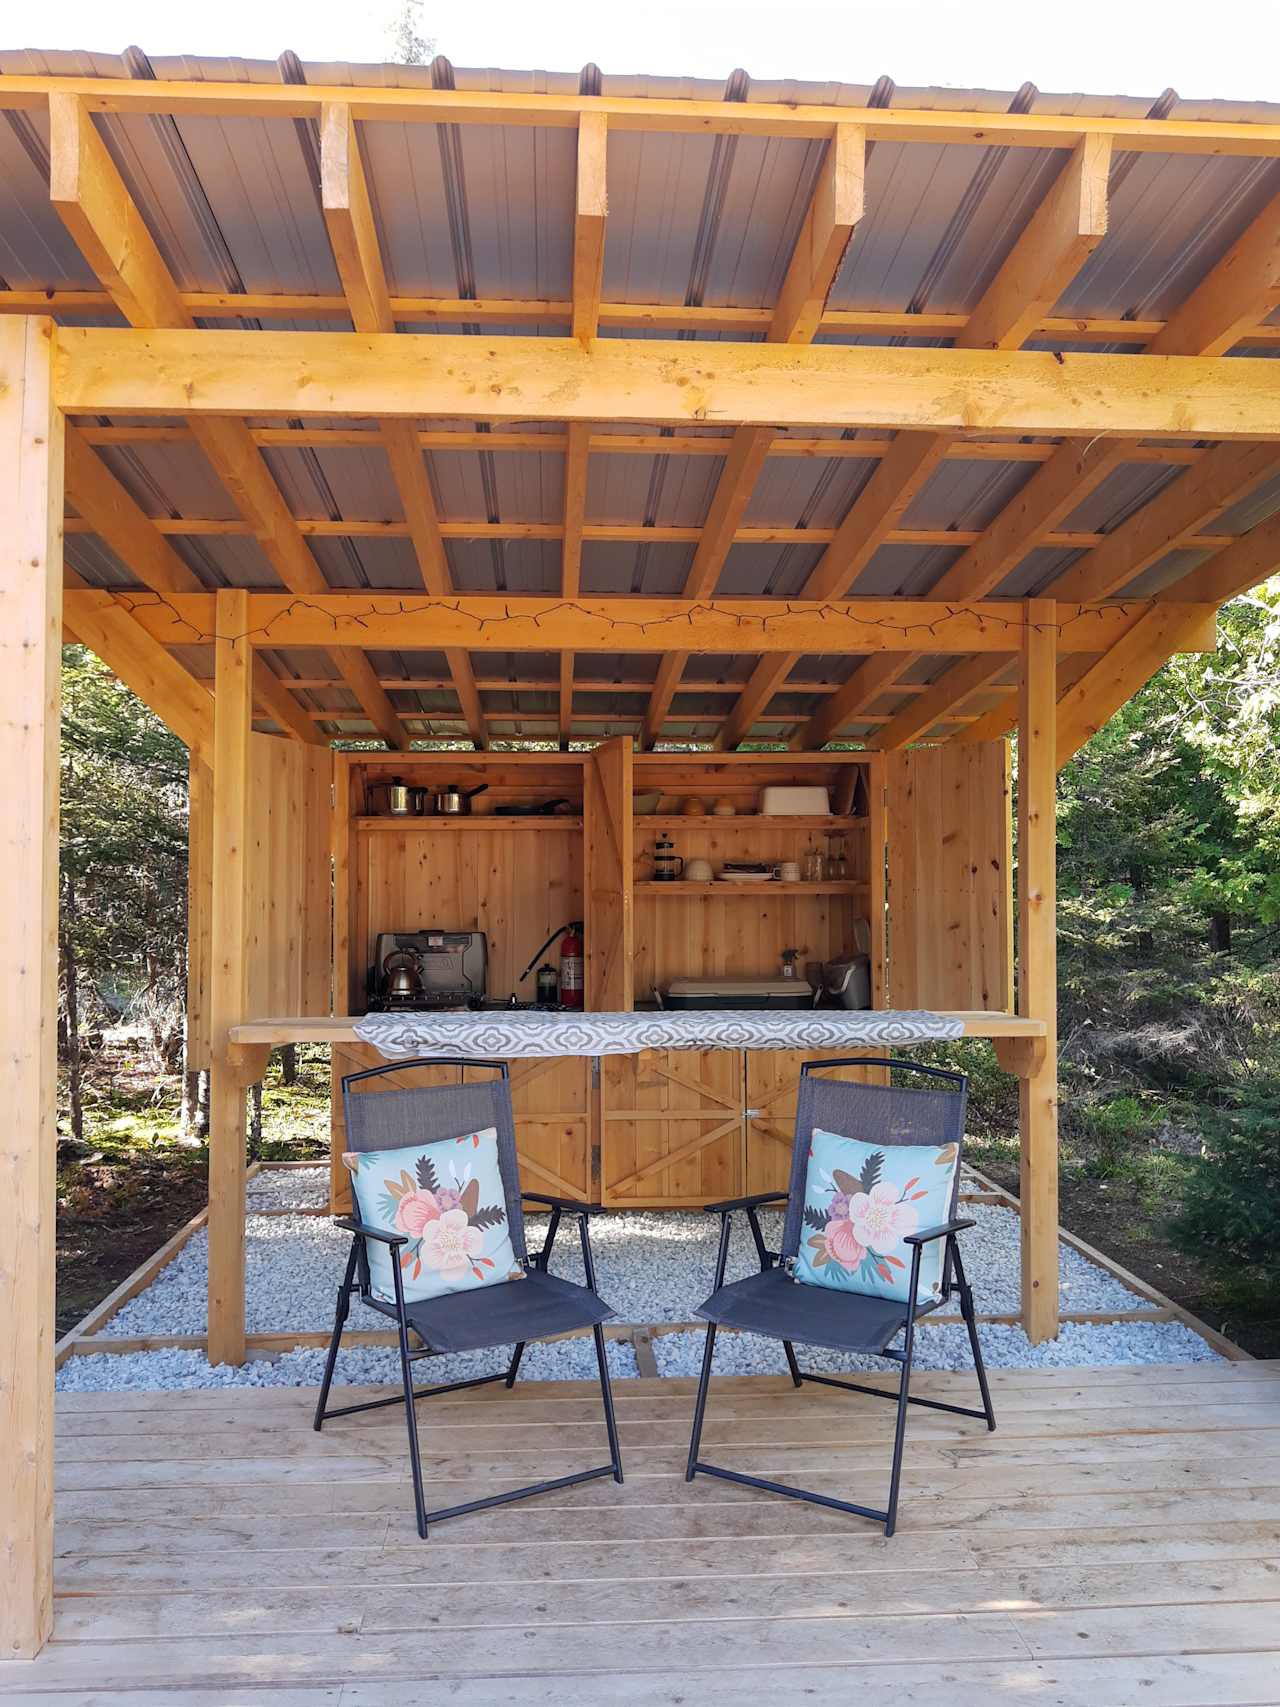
[{"left": 518, "top": 920, "right": 585, "bottom": 1009}]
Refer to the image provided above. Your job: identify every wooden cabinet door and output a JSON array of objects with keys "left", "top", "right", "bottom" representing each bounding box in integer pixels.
[
  {"left": 329, "top": 1049, "right": 591, "bottom": 1211},
  {"left": 745, "top": 1052, "right": 889, "bottom": 1199},
  {"left": 601, "top": 1049, "right": 744, "bottom": 1207}
]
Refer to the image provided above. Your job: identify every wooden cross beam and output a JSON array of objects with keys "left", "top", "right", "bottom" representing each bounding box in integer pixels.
[
  {"left": 70, "top": 591, "right": 1213, "bottom": 657},
  {"left": 7, "top": 76, "right": 1280, "bottom": 156},
  {"left": 49, "top": 329, "right": 1280, "bottom": 440}
]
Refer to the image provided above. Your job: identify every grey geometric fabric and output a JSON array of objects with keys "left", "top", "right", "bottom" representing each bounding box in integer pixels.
[{"left": 354, "top": 1009, "right": 965, "bottom": 1061}]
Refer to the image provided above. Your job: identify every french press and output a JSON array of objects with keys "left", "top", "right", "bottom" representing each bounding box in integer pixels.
[{"left": 651, "top": 835, "right": 684, "bottom": 882}]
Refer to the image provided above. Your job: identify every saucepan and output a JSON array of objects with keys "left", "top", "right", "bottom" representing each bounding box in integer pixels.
[{"left": 432, "top": 783, "right": 489, "bottom": 815}]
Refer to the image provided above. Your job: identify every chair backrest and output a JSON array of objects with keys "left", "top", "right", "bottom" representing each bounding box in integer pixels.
[
  {"left": 780, "top": 1058, "right": 968, "bottom": 1262},
  {"left": 341, "top": 1059, "right": 528, "bottom": 1262}
]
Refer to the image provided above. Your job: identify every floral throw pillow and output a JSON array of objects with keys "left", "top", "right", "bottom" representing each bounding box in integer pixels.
[
  {"left": 794, "top": 1128, "right": 959, "bottom": 1305},
  {"left": 346, "top": 1126, "right": 524, "bottom": 1305}
]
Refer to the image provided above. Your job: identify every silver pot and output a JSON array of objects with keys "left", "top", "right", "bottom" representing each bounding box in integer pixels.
[{"left": 433, "top": 783, "right": 489, "bottom": 815}]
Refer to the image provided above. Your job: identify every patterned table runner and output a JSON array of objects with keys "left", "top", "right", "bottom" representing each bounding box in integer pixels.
[{"left": 352, "top": 1008, "right": 964, "bottom": 1060}]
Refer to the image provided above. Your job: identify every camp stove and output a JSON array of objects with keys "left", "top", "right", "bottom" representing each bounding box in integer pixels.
[{"left": 368, "top": 930, "right": 487, "bottom": 1011}]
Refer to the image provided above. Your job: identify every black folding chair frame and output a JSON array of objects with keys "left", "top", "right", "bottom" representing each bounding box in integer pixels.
[
  {"left": 313, "top": 1058, "right": 623, "bottom": 1538},
  {"left": 685, "top": 1057, "right": 997, "bottom": 1537}
]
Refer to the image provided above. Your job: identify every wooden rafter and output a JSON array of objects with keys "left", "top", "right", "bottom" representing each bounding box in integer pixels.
[
  {"left": 64, "top": 428, "right": 324, "bottom": 744},
  {"left": 720, "top": 134, "right": 1116, "bottom": 749},
  {"left": 1146, "top": 188, "right": 1280, "bottom": 357},
  {"left": 79, "top": 592, "right": 1211, "bottom": 657},
  {"left": 642, "top": 127, "right": 865, "bottom": 747},
  {"left": 62, "top": 595, "right": 214, "bottom": 763},
  {"left": 7, "top": 76, "right": 1280, "bottom": 156},
  {"left": 48, "top": 91, "right": 407, "bottom": 752},
  {"left": 558, "top": 422, "right": 591, "bottom": 746},
  {"left": 572, "top": 115, "right": 608, "bottom": 344},
  {"left": 869, "top": 654, "right": 1017, "bottom": 751},
  {"left": 320, "top": 101, "right": 482, "bottom": 748}
]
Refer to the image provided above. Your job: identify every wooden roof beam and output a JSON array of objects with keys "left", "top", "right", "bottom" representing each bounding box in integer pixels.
[
  {"left": 320, "top": 100, "right": 482, "bottom": 748},
  {"left": 867, "top": 654, "right": 1016, "bottom": 750},
  {"left": 572, "top": 115, "right": 608, "bottom": 344},
  {"left": 558, "top": 422, "right": 591, "bottom": 746},
  {"left": 724, "top": 134, "right": 1114, "bottom": 750},
  {"left": 86, "top": 592, "right": 1179, "bottom": 656},
  {"left": 63, "top": 425, "right": 203, "bottom": 596},
  {"left": 11, "top": 77, "right": 1280, "bottom": 155},
  {"left": 62, "top": 594, "right": 214, "bottom": 763},
  {"left": 1147, "top": 189, "right": 1280, "bottom": 357},
  {"left": 49, "top": 91, "right": 407, "bottom": 749}
]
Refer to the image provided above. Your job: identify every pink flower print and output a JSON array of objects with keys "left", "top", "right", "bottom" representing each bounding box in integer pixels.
[
  {"left": 849, "top": 1181, "right": 919, "bottom": 1249},
  {"left": 394, "top": 1188, "right": 442, "bottom": 1238},
  {"left": 419, "top": 1207, "right": 484, "bottom": 1280},
  {"left": 823, "top": 1216, "right": 867, "bottom": 1270},
  {"left": 434, "top": 1186, "right": 463, "bottom": 1212}
]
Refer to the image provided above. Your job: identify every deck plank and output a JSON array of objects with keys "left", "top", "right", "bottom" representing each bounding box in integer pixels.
[{"left": 7, "top": 1363, "right": 1278, "bottom": 1702}]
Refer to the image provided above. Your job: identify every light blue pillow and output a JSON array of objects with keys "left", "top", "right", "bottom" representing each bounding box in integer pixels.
[
  {"left": 347, "top": 1125, "right": 523, "bottom": 1305},
  {"left": 794, "top": 1128, "right": 959, "bottom": 1305}
]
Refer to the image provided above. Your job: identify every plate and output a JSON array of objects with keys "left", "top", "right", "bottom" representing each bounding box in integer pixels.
[{"left": 716, "top": 872, "right": 776, "bottom": 883}]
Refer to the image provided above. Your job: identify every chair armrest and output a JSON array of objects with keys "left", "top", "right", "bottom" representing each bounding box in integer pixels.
[
  {"left": 334, "top": 1216, "right": 407, "bottom": 1249},
  {"left": 903, "top": 1218, "right": 974, "bottom": 1246},
  {"left": 703, "top": 1191, "right": 788, "bottom": 1216},
  {"left": 522, "top": 1192, "right": 604, "bottom": 1216}
]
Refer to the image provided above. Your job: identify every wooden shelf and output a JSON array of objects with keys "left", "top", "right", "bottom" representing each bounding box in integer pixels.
[
  {"left": 355, "top": 815, "right": 583, "bottom": 831},
  {"left": 638, "top": 816, "right": 869, "bottom": 830},
  {"left": 635, "top": 881, "right": 869, "bottom": 896}
]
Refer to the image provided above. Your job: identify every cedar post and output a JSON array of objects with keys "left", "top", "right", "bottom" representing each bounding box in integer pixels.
[
  {"left": 0, "top": 317, "right": 63, "bottom": 1659},
  {"left": 1018, "top": 597, "right": 1060, "bottom": 1342},
  {"left": 207, "top": 587, "right": 252, "bottom": 1365}
]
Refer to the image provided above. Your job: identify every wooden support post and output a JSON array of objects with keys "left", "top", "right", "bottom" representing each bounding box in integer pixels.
[
  {"left": 207, "top": 587, "right": 252, "bottom": 1365},
  {"left": 0, "top": 317, "right": 62, "bottom": 1660},
  {"left": 1017, "top": 597, "right": 1059, "bottom": 1343}
]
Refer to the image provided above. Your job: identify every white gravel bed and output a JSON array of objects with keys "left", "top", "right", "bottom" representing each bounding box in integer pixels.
[
  {"left": 98, "top": 1202, "right": 1157, "bottom": 1341},
  {"left": 245, "top": 1165, "right": 329, "bottom": 1210},
  {"left": 653, "top": 1318, "right": 1224, "bottom": 1375},
  {"left": 57, "top": 1335, "right": 638, "bottom": 1393}
]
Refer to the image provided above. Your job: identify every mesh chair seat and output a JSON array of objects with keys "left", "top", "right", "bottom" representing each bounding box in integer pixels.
[
  {"left": 363, "top": 1268, "right": 615, "bottom": 1355},
  {"left": 695, "top": 1266, "right": 941, "bottom": 1355}
]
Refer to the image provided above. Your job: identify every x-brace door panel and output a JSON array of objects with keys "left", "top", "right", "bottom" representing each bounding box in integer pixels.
[{"left": 601, "top": 1049, "right": 745, "bottom": 1207}]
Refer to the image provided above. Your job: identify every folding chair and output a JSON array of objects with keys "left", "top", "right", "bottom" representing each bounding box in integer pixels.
[
  {"left": 314, "top": 1058, "right": 623, "bottom": 1537},
  {"left": 685, "top": 1057, "right": 995, "bottom": 1536}
]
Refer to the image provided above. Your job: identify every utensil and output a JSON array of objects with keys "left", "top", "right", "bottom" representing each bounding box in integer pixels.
[{"left": 433, "top": 783, "right": 489, "bottom": 815}]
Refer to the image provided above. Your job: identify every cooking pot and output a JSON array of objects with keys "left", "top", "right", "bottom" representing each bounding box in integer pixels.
[
  {"left": 433, "top": 783, "right": 489, "bottom": 815},
  {"left": 371, "top": 775, "right": 426, "bottom": 816}
]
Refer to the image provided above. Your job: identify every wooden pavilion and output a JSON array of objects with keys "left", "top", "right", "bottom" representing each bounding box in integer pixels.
[{"left": 2, "top": 54, "right": 1280, "bottom": 1667}]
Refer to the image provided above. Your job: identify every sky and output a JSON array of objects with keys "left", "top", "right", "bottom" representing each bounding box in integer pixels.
[{"left": 7, "top": 0, "right": 1280, "bottom": 103}]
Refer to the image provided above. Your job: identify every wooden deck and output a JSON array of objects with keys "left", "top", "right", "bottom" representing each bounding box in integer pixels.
[{"left": 5, "top": 1361, "right": 1279, "bottom": 1703}]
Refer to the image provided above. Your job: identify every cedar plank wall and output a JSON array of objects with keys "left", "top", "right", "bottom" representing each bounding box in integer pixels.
[
  {"left": 885, "top": 740, "right": 1014, "bottom": 1011},
  {"left": 241, "top": 734, "right": 333, "bottom": 1022}
]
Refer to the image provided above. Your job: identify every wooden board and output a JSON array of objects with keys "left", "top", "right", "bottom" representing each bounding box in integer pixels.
[
  {"left": 601, "top": 1050, "right": 744, "bottom": 1207},
  {"left": 22, "top": 1360, "right": 1280, "bottom": 1697},
  {"left": 241, "top": 734, "right": 332, "bottom": 1022},
  {"left": 886, "top": 740, "right": 1013, "bottom": 1010}
]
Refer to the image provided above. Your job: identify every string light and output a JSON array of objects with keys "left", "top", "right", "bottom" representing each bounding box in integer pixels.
[{"left": 104, "top": 589, "right": 1141, "bottom": 652}]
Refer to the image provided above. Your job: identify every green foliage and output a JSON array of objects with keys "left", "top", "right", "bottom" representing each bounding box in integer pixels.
[
  {"left": 60, "top": 644, "right": 189, "bottom": 1054},
  {"left": 1170, "top": 1088, "right": 1280, "bottom": 1287}
]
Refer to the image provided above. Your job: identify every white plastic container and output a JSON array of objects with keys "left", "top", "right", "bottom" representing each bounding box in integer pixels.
[{"left": 759, "top": 785, "right": 830, "bottom": 816}]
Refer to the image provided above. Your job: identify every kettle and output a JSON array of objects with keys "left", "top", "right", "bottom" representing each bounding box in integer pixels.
[{"left": 382, "top": 949, "right": 425, "bottom": 1006}]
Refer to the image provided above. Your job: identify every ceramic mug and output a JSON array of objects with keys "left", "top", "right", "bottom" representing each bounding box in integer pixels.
[{"left": 776, "top": 860, "right": 801, "bottom": 883}]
